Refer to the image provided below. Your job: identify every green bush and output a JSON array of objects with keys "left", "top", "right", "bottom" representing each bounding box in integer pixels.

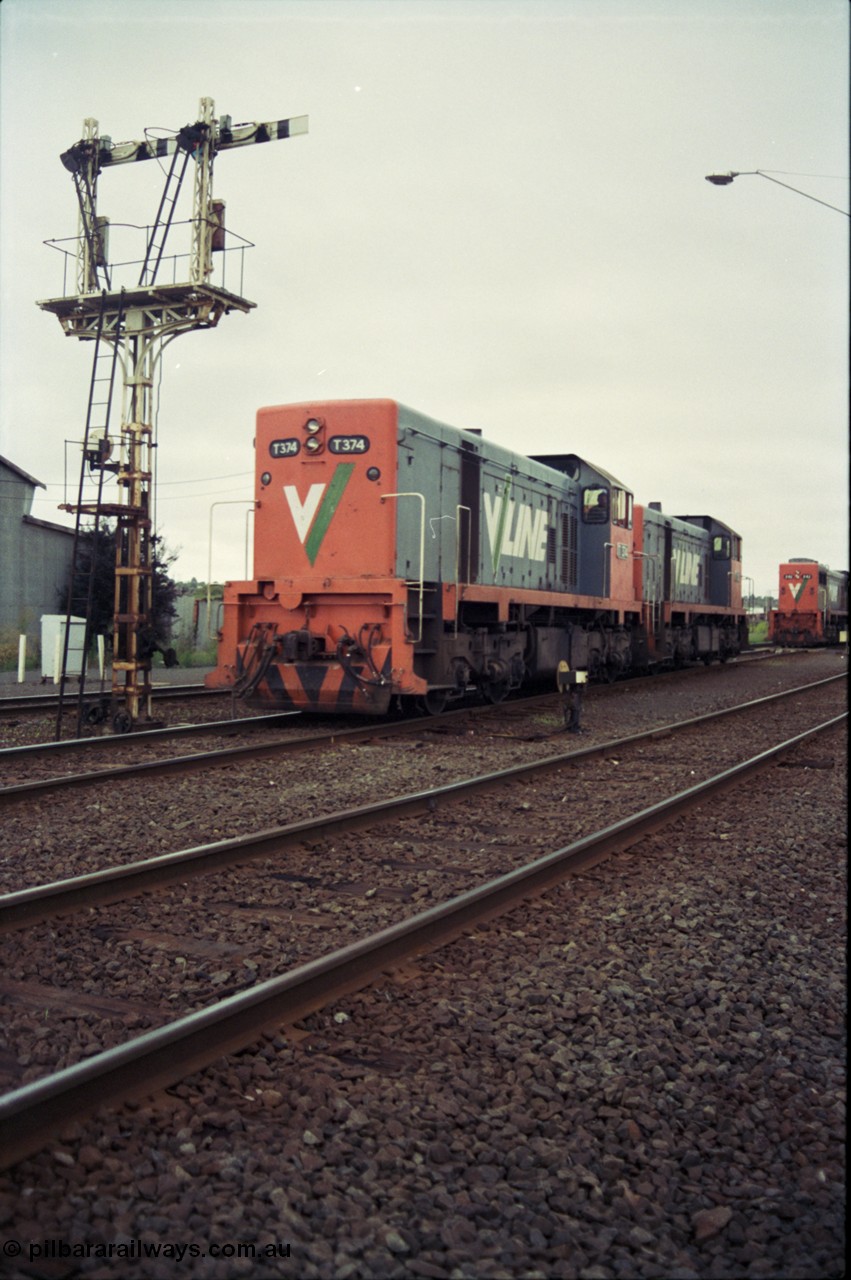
[
  {"left": 173, "top": 638, "right": 219, "bottom": 668},
  {"left": 0, "top": 628, "right": 39, "bottom": 672}
]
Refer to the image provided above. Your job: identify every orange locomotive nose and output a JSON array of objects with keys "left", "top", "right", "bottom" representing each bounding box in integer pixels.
[
  {"left": 209, "top": 400, "right": 417, "bottom": 714},
  {"left": 769, "top": 559, "right": 848, "bottom": 647}
]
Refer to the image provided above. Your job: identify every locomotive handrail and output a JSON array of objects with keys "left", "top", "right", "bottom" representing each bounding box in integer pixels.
[
  {"left": 455, "top": 504, "right": 472, "bottom": 636},
  {"left": 381, "top": 491, "right": 426, "bottom": 644},
  {"left": 633, "top": 551, "right": 661, "bottom": 597},
  {"left": 634, "top": 550, "right": 662, "bottom": 638}
]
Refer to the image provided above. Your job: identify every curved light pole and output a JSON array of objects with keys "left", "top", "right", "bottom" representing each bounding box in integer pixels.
[
  {"left": 705, "top": 170, "right": 849, "bottom": 217},
  {"left": 207, "top": 499, "right": 257, "bottom": 636}
]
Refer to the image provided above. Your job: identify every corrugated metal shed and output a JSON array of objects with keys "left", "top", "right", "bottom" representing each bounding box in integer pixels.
[{"left": 0, "top": 455, "right": 74, "bottom": 642}]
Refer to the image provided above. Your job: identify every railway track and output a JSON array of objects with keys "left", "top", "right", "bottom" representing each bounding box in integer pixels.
[
  {"left": 0, "top": 668, "right": 843, "bottom": 809},
  {"left": 0, "top": 643, "right": 793, "bottom": 731},
  {"left": 0, "top": 683, "right": 218, "bottom": 717},
  {"left": 0, "top": 705, "right": 844, "bottom": 1170},
  {"left": 0, "top": 710, "right": 305, "bottom": 796},
  {"left": 0, "top": 689, "right": 557, "bottom": 775}
]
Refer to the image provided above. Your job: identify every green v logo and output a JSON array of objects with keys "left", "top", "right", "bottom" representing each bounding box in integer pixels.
[{"left": 283, "top": 464, "right": 355, "bottom": 565}]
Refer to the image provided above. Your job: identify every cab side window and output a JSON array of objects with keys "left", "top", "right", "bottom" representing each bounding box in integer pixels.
[
  {"left": 612, "top": 487, "right": 633, "bottom": 530},
  {"left": 583, "top": 486, "right": 609, "bottom": 523}
]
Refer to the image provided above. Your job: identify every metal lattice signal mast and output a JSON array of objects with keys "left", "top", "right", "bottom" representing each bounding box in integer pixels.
[
  {"left": 59, "top": 99, "right": 309, "bottom": 294},
  {"left": 39, "top": 98, "right": 307, "bottom": 731}
]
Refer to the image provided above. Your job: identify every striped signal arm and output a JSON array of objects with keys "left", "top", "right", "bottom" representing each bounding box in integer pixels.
[{"left": 61, "top": 115, "right": 308, "bottom": 171}]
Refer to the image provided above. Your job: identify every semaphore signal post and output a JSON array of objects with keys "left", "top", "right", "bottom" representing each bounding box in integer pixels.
[{"left": 38, "top": 98, "right": 307, "bottom": 735}]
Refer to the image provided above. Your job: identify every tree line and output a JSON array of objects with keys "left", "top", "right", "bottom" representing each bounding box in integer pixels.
[{"left": 59, "top": 523, "right": 180, "bottom": 654}]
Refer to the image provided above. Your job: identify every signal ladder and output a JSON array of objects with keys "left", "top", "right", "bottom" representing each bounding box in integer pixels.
[
  {"left": 138, "top": 146, "right": 192, "bottom": 287},
  {"left": 55, "top": 289, "right": 125, "bottom": 739}
]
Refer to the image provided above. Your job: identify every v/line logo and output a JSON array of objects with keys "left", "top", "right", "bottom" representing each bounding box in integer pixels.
[
  {"left": 483, "top": 478, "right": 548, "bottom": 571},
  {"left": 284, "top": 465, "right": 552, "bottom": 573},
  {"left": 787, "top": 575, "right": 811, "bottom": 603},
  {"left": 672, "top": 547, "right": 702, "bottom": 588},
  {"left": 283, "top": 463, "right": 354, "bottom": 565}
]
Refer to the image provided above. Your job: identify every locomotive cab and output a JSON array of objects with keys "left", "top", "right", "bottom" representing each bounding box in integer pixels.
[{"left": 531, "top": 453, "right": 634, "bottom": 601}]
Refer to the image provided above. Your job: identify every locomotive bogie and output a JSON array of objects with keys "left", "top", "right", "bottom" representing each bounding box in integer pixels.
[{"left": 207, "top": 399, "right": 747, "bottom": 713}]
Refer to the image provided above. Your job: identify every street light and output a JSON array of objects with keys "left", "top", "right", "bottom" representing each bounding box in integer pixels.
[
  {"left": 705, "top": 169, "right": 849, "bottom": 217},
  {"left": 207, "top": 499, "right": 257, "bottom": 636}
]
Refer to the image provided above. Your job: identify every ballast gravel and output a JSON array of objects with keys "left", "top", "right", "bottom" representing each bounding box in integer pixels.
[
  {"left": 0, "top": 656, "right": 844, "bottom": 1093},
  {"left": 0, "top": 651, "right": 845, "bottom": 895},
  {"left": 0, "top": 662, "right": 846, "bottom": 1277}
]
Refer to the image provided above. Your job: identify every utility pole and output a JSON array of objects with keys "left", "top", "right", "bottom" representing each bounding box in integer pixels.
[{"left": 39, "top": 98, "right": 307, "bottom": 732}]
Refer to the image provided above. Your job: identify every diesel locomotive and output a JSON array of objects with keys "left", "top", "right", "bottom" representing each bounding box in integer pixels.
[
  {"left": 206, "top": 399, "right": 748, "bottom": 714},
  {"left": 769, "top": 559, "right": 849, "bottom": 646}
]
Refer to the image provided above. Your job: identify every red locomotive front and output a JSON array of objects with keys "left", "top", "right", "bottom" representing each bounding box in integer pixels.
[{"left": 770, "top": 559, "right": 849, "bottom": 646}]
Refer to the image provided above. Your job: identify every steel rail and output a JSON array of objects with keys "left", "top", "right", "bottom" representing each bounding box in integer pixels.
[
  {"left": 0, "top": 685, "right": 568, "bottom": 766},
  {"left": 0, "top": 684, "right": 218, "bottom": 715},
  {"left": 0, "top": 710, "right": 300, "bottom": 766},
  {"left": 0, "top": 679, "right": 845, "bottom": 932},
  {"left": 0, "top": 690, "right": 559, "bottom": 767},
  {"left": 0, "top": 642, "right": 796, "bottom": 722},
  {"left": 0, "top": 711, "right": 844, "bottom": 1171},
  {"left": 0, "top": 693, "right": 532, "bottom": 770},
  {"left": 0, "top": 686, "right": 222, "bottom": 716},
  {"left": 0, "top": 673, "right": 844, "bottom": 810},
  {"left": 0, "top": 716, "right": 475, "bottom": 803}
]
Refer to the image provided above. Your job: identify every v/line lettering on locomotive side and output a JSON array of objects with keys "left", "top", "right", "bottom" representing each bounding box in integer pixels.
[
  {"left": 483, "top": 485, "right": 548, "bottom": 572},
  {"left": 672, "top": 547, "right": 701, "bottom": 588},
  {"left": 282, "top": 464, "right": 355, "bottom": 565}
]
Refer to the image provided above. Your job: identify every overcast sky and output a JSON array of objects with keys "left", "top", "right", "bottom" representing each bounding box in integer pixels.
[{"left": 1, "top": 0, "right": 847, "bottom": 597}]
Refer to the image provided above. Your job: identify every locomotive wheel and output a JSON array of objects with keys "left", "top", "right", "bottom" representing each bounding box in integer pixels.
[
  {"left": 482, "top": 678, "right": 509, "bottom": 704},
  {"left": 423, "top": 688, "right": 449, "bottom": 715}
]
